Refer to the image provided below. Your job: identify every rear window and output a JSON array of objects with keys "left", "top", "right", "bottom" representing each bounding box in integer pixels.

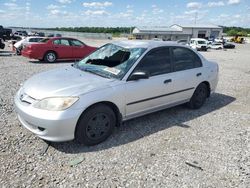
[
  {"left": 29, "top": 38, "right": 43, "bottom": 42},
  {"left": 39, "top": 38, "right": 50, "bottom": 43}
]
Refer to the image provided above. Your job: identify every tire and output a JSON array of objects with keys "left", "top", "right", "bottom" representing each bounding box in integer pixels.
[
  {"left": 75, "top": 104, "right": 116, "bottom": 146},
  {"left": 187, "top": 83, "right": 208, "bottom": 109},
  {"left": 44, "top": 51, "right": 57, "bottom": 63},
  {"left": 16, "top": 50, "right": 20, "bottom": 55},
  {"left": 16, "top": 48, "right": 21, "bottom": 55}
]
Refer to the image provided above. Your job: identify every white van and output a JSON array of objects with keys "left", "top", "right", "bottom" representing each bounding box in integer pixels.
[{"left": 190, "top": 38, "right": 208, "bottom": 51}]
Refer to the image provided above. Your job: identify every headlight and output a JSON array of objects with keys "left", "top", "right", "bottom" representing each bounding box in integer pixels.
[{"left": 33, "top": 97, "right": 79, "bottom": 111}]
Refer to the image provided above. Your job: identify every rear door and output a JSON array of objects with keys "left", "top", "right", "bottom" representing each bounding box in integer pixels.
[
  {"left": 125, "top": 47, "right": 173, "bottom": 118},
  {"left": 52, "top": 39, "right": 72, "bottom": 59},
  {"left": 169, "top": 47, "right": 204, "bottom": 103}
]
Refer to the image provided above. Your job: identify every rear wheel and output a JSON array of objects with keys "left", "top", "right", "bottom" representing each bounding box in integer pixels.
[
  {"left": 75, "top": 104, "right": 116, "bottom": 146},
  {"left": 187, "top": 83, "right": 208, "bottom": 109},
  {"left": 44, "top": 51, "right": 57, "bottom": 63}
]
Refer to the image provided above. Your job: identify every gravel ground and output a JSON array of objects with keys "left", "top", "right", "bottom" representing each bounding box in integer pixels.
[{"left": 0, "top": 40, "right": 249, "bottom": 188}]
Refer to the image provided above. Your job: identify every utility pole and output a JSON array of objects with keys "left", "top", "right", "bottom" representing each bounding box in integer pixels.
[{"left": 195, "top": 12, "right": 198, "bottom": 25}]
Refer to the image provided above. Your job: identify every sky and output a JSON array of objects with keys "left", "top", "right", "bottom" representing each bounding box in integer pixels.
[{"left": 0, "top": 0, "right": 250, "bottom": 28}]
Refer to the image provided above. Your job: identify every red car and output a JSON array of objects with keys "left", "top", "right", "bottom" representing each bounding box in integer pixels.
[{"left": 22, "top": 37, "right": 96, "bottom": 63}]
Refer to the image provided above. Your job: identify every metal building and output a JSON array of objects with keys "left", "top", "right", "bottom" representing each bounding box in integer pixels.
[{"left": 132, "top": 24, "right": 223, "bottom": 41}]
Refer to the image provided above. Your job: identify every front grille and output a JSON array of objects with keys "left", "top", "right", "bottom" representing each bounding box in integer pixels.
[{"left": 201, "top": 46, "right": 207, "bottom": 50}]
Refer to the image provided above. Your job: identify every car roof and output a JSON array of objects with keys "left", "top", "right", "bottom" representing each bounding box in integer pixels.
[
  {"left": 111, "top": 40, "right": 186, "bottom": 49},
  {"left": 48, "top": 37, "right": 78, "bottom": 40},
  {"left": 26, "top": 36, "right": 45, "bottom": 39}
]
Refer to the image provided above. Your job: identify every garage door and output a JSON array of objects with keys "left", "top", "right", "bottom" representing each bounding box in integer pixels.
[
  {"left": 198, "top": 31, "right": 206, "bottom": 38},
  {"left": 211, "top": 31, "right": 220, "bottom": 38}
]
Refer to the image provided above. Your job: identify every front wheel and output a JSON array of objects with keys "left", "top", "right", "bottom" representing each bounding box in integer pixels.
[
  {"left": 187, "top": 83, "right": 208, "bottom": 109},
  {"left": 44, "top": 51, "right": 57, "bottom": 63},
  {"left": 75, "top": 104, "right": 116, "bottom": 146}
]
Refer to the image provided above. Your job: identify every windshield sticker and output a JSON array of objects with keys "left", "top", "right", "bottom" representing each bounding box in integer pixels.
[{"left": 104, "top": 67, "right": 121, "bottom": 75}]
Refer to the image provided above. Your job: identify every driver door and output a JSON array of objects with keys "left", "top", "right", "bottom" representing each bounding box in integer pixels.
[{"left": 125, "top": 47, "right": 173, "bottom": 119}]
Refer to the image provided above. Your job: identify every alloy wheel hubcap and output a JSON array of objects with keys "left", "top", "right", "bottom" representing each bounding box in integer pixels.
[
  {"left": 47, "top": 53, "right": 55, "bottom": 62},
  {"left": 86, "top": 113, "right": 110, "bottom": 140}
]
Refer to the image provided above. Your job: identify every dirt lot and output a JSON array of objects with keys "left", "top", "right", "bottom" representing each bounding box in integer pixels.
[{"left": 0, "top": 39, "right": 249, "bottom": 188}]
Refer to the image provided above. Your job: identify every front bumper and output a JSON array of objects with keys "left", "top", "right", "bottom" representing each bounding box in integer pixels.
[
  {"left": 14, "top": 93, "right": 82, "bottom": 142},
  {"left": 197, "top": 46, "right": 207, "bottom": 51}
]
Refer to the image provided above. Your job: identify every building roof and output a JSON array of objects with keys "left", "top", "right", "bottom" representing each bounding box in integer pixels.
[
  {"left": 135, "top": 26, "right": 181, "bottom": 32},
  {"left": 133, "top": 24, "right": 222, "bottom": 35},
  {"left": 112, "top": 40, "right": 183, "bottom": 49},
  {"left": 171, "top": 24, "right": 222, "bottom": 29}
]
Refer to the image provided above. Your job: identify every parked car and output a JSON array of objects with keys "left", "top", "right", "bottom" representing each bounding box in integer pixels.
[
  {"left": 223, "top": 42, "right": 235, "bottom": 49},
  {"left": 34, "top": 32, "right": 45, "bottom": 37},
  {"left": 15, "top": 41, "right": 219, "bottom": 145},
  {"left": 190, "top": 38, "right": 208, "bottom": 51},
  {"left": 208, "top": 42, "right": 223, "bottom": 50},
  {"left": 14, "top": 36, "right": 45, "bottom": 55},
  {"left": 14, "top": 31, "right": 28, "bottom": 37},
  {"left": 214, "top": 38, "right": 223, "bottom": 43},
  {"left": 21, "top": 37, "right": 96, "bottom": 62},
  {"left": 0, "top": 38, "right": 5, "bottom": 49},
  {"left": 47, "top": 33, "right": 62, "bottom": 37},
  {"left": 0, "top": 25, "right": 12, "bottom": 40}
]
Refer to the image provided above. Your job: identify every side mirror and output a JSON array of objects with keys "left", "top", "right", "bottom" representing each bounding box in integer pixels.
[{"left": 128, "top": 71, "right": 149, "bottom": 81}]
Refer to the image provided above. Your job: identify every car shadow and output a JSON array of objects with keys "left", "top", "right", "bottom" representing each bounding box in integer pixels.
[
  {"left": 50, "top": 93, "right": 236, "bottom": 153},
  {"left": 29, "top": 59, "right": 79, "bottom": 64}
]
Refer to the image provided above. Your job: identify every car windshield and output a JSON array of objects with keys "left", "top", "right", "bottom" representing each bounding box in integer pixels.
[
  {"left": 75, "top": 43, "right": 146, "bottom": 79},
  {"left": 197, "top": 41, "right": 206, "bottom": 44}
]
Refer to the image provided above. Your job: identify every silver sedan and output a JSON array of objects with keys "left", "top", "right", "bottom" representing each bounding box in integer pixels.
[{"left": 15, "top": 41, "right": 219, "bottom": 145}]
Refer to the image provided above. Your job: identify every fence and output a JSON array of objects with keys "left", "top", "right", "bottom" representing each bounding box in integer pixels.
[{"left": 11, "top": 28, "right": 113, "bottom": 40}]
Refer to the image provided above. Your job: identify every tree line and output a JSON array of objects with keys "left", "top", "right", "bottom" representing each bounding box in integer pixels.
[
  {"left": 223, "top": 26, "right": 250, "bottom": 36},
  {"left": 47, "top": 27, "right": 133, "bottom": 35},
  {"left": 46, "top": 26, "right": 250, "bottom": 37}
]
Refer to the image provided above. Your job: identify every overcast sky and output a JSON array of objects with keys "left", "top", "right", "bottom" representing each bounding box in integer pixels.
[{"left": 0, "top": 0, "right": 249, "bottom": 28}]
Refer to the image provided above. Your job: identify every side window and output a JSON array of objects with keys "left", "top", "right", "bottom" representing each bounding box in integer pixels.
[
  {"left": 34, "top": 38, "right": 42, "bottom": 42},
  {"left": 60, "top": 39, "right": 70, "bottom": 46},
  {"left": 71, "top": 39, "right": 84, "bottom": 46},
  {"left": 53, "top": 39, "right": 60, "bottom": 45},
  {"left": 134, "top": 48, "right": 171, "bottom": 77},
  {"left": 172, "top": 47, "right": 202, "bottom": 72},
  {"left": 53, "top": 39, "right": 70, "bottom": 46}
]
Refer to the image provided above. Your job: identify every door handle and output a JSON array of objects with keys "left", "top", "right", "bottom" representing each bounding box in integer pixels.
[
  {"left": 164, "top": 79, "right": 172, "bottom": 84},
  {"left": 196, "top": 73, "right": 202, "bottom": 77}
]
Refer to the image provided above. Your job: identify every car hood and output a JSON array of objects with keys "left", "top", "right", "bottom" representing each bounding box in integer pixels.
[{"left": 22, "top": 66, "right": 115, "bottom": 99}]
